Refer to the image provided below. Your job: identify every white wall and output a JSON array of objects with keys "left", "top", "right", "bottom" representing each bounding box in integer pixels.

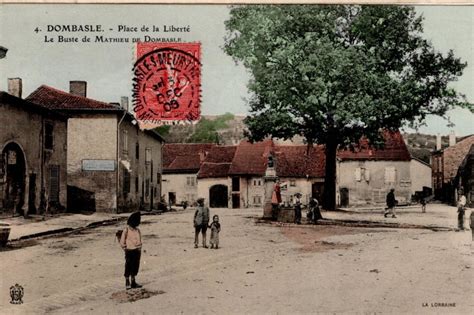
[
  {"left": 197, "top": 177, "right": 229, "bottom": 207},
  {"left": 162, "top": 173, "right": 198, "bottom": 205},
  {"left": 337, "top": 160, "right": 412, "bottom": 206},
  {"left": 410, "top": 159, "right": 432, "bottom": 195}
]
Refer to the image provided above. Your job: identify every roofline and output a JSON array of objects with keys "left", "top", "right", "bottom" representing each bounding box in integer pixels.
[
  {"left": 0, "top": 91, "right": 69, "bottom": 121},
  {"left": 410, "top": 156, "right": 431, "bottom": 167}
]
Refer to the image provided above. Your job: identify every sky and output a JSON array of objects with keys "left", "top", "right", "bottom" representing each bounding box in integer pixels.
[{"left": 0, "top": 4, "right": 472, "bottom": 136}]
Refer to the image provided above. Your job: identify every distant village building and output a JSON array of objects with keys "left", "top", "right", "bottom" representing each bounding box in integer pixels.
[
  {"left": 162, "top": 143, "right": 215, "bottom": 206},
  {"left": 336, "top": 131, "right": 415, "bottom": 206},
  {"left": 274, "top": 145, "right": 325, "bottom": 205},
  {"left": 1, "top": 79, "right": 67, "bottom": 215},
  {"left": 26, "top": 81, "right": 164, "bottom": 213},
  {"left": 455, "top": 144, "right": 474, "bottom": 206},
  {"left": 432, "top": 134, "right": 474, "bottom": 203},
  {"left": 197, "top": 145, "right": 237, "bottom": 208}
]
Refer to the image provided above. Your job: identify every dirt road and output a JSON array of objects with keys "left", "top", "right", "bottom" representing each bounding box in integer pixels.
[{"left": 1, "top": 207, "right": 472, "bottom": 314}]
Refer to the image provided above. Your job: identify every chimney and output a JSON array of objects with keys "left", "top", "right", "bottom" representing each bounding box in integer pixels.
[
  {"left": 436, "top": 133, "right": 442, "bottom": 151},
  {"left": 69, "top": 81, "right": 87, "bottom": 97},
  {"left": 8, "top": 78, "right": 22, "bottom": 98},
  {"left": 449, "top": 130, "right": 456, "bottom": 147},
  {"left": 121, "top": 96, "right": 129, "bottom": 112}
]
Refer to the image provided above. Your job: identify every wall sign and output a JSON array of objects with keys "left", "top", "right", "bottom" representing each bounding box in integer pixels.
[{"left": 82, "top": 160, "right": 115, "bottom": 171}]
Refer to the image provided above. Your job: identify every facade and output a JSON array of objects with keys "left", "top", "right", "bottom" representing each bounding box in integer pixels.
[
  {"left": 197, "top": 145, "right": 237, "bottom": 208},
  {"left": 336, "top": 131, "right": 413, "bottom": 206},
  {"left": 431, "top": 135, "right": 474, "bottom": 203},
  {"left": 274, "top": 145, "right": 325, "bottom": 205},
  {"left": 0, "top": 82, "right": 67, "bottom": 215},
  {"left": 409, "top": 157, "right": 432, "bottom": 197},
  {"left": 162, "top": 143, "right": 215, "bottom": 206},
  {"left": 455, "top": 144, "right": 474, "bottom": 206},
  {"left": 26, "top": 82, "right": 164, "bottom": 213}
]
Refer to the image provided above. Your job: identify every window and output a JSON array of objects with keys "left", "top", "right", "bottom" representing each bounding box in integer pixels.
[
  {"left": 253, "top": 179, "right": 262, "bottom": 186},
  {"left": 49, "top": 165, "right": 60, "bottom": 202},
  {"left": 157, "top": 173, "right": 161, "bottom": 184},
  {"left": 355, "top": 168, "right": 369, "bottom": 181},
  {"left": 135, "top": 176, "right": 139, "bottom": 194},
  {"left": 122, "top": 130, "right": 128, "bottom": 154},
  {"left": 253, "top": 196, "right": 262, "bottom": 205},
  {"left": 232, "top": 177, "right": 240, "bottom": 191},
  {"left": 355, "top": 168, "right": 362, "bottom": 181},
  {"left": 187, "top": 176, "right": 195, "bottom": 186},
  {"left": 135, "top": 142, "right": 139, "bottom": 160},
  {"left": 384, "top": 167, "right": 396, "bottom": 184},
  {"left": 45, "top": 123, "right": 54, "bottom": 150},
  {"left": 290, "top": 180, "right": 296, "bottom": 187},
  {"left": 145, "top": 148, "right": 152, "bottom": 165},
  {"left": 145, "top": 179, "right": 150, "bottom": 197},
  {"left": 123, "top": 170, "right": 130, "bottom": 197}
]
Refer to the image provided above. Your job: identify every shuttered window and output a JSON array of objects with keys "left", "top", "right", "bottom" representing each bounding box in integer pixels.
[{"left": 49, "top": 165, "right": 60, "bottom": 202}]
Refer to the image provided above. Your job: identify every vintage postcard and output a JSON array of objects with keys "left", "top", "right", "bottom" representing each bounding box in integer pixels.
[{"left": 0, "top": 2, "right": 473, "bottom": 314}]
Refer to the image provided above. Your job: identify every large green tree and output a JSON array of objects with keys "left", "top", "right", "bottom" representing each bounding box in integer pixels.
[{"left": 224, "top": 5, "right": 468, "bottom": 210}]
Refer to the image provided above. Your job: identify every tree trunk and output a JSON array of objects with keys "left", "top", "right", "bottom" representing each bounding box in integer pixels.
[{"left": 322, "top": 139, "right": 337, "bottom": 211}]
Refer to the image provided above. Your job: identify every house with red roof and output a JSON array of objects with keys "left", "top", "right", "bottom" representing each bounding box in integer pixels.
[
  {"left": 1, "top": 79, "right": 68, "bottom": 216},
  {"left": 162, "top": 143, "right": 215, "bottom": 206},
  {"left": 432, "top": 134, "right": 474, "bottom": 204},
  {"left": 336, "top": 130, "right": 415, "bottom": 206},
  {"left": 197, "top": 145, "right": 237, "bottom": 208},
  {"left": 26, "top": 81, "right": 164, "bottom": 213}
]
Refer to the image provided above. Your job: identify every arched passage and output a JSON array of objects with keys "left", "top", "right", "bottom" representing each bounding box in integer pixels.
[
  {"left": 1, "top": 142, "right": 26, "bottom": 215},
  {"left": 209, "top": 184, "right": 228, "bottom": 208}
]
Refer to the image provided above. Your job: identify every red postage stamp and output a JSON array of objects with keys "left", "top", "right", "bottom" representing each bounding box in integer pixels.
[{"left": 132, "top": 42, "right": 201, "bottom": 128}]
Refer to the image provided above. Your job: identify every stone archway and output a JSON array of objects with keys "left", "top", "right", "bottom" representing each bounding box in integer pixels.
[
  {"left": 209, "top": 184, "right": 228, "bottom": 208},
  {"left": 1, "top": 142, "right": 26, "bottom": 215}
]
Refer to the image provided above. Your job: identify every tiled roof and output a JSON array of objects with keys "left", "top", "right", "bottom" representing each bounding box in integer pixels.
[
  {"left": 274, "top": 145, "right": 325, "bottom": 178},
  {"left": 0, "top": 91, "right": 68, "bottom": 120},
  {"left": 197, "top": 146, "right": 237, "bottom": 178},
  {"left": 228, "top": 140, "right": 273, "bottom": 176},
  {"left": 163, "top": 143, "right": 216, "bottom": 173},
  {"left": 337, "top": 130, "right": 411, "bottom": 161},
  {"left": 443, "top": 135, "right": 474, "bottom": 182},
  {"left": 26, "top": 85, "right": 120, "bottom": 111}
]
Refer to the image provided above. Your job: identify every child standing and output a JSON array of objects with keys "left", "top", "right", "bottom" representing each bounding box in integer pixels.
[
  {"left": 209, "top": 215, "right": 221, "bottom": 249},
  {"left": 120, "top": 211, "right": 143, "bottom": 290}
]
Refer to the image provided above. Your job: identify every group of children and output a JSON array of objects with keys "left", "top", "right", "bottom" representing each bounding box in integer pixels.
[{"left": 118, "top": 197, "right": 222, "bottom": 290}]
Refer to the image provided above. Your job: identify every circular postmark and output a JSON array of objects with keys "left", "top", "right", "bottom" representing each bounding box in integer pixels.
[{"left": 132, "top": 45, "right": 201, "bottom": 127}]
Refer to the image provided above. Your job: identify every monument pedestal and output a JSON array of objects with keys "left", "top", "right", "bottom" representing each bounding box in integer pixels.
[{"left": 263, "top": 168, "right": 277, "bottom": 219}]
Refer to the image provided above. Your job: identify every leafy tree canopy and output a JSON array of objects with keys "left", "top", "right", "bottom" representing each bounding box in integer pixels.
[
  {"left": 186, "top": 113, "right": 235, "bottom": 143},
  {"left": 224, "top": 5, "right": 468, "bottom": 147},
  {"left": 224, "top": 5, "right": 468, "bottom": 210}
]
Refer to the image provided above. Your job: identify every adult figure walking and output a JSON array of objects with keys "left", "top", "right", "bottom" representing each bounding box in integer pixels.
[
  {"left": 309, "top": 197, "right": 323, "bottom": 224},
  {"left": 194, "top": 198, "right": 210, "bottom": 248},
  {"left": 457, "top": 190, "right": 466, "bottom": 230},
  {"left": 384, "top": 188, "right": 398, "bottom": 218},
  {"left": 294, "top": 193, "right": 302, "bottom": 224}
]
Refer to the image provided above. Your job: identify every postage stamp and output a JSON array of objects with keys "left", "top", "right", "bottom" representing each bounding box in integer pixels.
[{"left": 132, "top": 42, "right": 201, "bottom": 129}]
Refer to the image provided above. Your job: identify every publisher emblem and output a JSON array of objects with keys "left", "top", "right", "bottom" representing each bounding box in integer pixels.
[{"left": 10, "top": 283, "right": 24, "bottom": 304}]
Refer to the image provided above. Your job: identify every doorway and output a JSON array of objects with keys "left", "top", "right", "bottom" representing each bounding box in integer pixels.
[
  {"left": 340, "top": 187, "right": 349, "bottom": 207},
  {"left": 209, "top": 185, "right": 228, "bottom": 208},
  {"left": 1, "top": 142, "right": 26, "bottom": 215}
]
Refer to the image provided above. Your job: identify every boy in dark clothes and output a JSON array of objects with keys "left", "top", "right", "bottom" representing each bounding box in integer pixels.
[{"left": 120, "top": 211, "right": 143, "bottom": 289}]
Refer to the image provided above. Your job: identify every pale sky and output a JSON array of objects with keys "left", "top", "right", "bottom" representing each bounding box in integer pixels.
[{"left": 0, "top": 5, "right": 472, "bottom": 136}]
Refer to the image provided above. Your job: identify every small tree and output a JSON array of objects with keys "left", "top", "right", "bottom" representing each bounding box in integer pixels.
[{"left": 224, "top": 5, "right": 469, "bottom": 210}]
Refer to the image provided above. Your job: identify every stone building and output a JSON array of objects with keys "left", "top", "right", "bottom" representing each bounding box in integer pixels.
[
  {"left": 431, "top": 134, "right": 474, "bottom": 203},
  {"left": 455, "top": 144, "right": 474, "bottom": 206},
  {"left": 162, "top": 143, "right": 215, "bottom": 206},
  {"left": 197, "top": 145, "right": 237, "bottom": 208},
  {"left": 0, "top": 79, "right": 67, "bottom": 215},
  {"left": 336, "top": 131, "right": 413, "bottom": 206},
  {"left": 274, "top": 145, "right": 326, "bottom": 205},
  {"left": 26, "top": 82, "right": 164, "bottom": 213}
]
